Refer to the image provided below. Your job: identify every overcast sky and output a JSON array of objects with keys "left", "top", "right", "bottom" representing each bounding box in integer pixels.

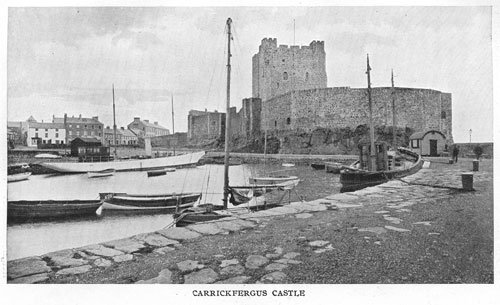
[{"left": 7, "top": 6, "right": 493, "bottom": 142}]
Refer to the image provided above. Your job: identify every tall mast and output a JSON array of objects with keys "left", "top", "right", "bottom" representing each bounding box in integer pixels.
[
  {"left": 391, "top": 69, "right": 396, "bottom": 147},
  {"left": 112, "top": 84, "right": 117, "bottom": 157},
  {"left": 366, "top": 54, "right": 376, "bottom": 171},
  {"left": 223, "top": 17, "right": 232, "bottom": 209},
  {"left": 171, "top": 94, "right": 175, "bottom": 156}
]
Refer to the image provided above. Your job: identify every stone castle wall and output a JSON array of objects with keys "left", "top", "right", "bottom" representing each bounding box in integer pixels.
[
  {"left": 252, "top": 38, "right": 327, "bottom": 102},
  {"left": 262, "top": 87, "right": 453, "bottom": 142}
]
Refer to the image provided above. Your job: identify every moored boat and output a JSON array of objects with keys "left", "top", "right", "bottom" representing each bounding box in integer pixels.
[
  {"left": 340, "top": 147, "right": 423, "bottom": 192},
  {"left": 325, "top": 162, "right": 342, "bottom": 174},
  {"left": 99, "top": 192, "right": 201, "bottom": 214},
  {"left": 310, "top": 163, "right": 326, "bottom": 170},
  {"left": 7, "top": 199, "right": 102, "bottom": 222},
  {"left": 147, "top": 168, "right": 175, "bottom": 177},
  {"left": 248, "top": 175, "right": 299, "bottom": 185},
  {"left": 7, "top": 172, "right": 32, "bottom": 183},
  {"left": 40, "top": 151, "right": 205, "bottom": 173},
  {"left": 87, "top": 168, "right": 115, "bottom": 178}
]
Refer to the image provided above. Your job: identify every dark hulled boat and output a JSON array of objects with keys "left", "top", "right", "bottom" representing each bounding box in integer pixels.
[{"left": 8, "top": 199, "right": 102, "bottom": 222}]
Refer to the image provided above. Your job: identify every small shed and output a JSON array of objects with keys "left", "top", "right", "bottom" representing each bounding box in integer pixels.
[
  {"left": 70, "top": 137, "right": 104, "bottom": 157},
  {"left": 409, "top": 130, "right": 446, "bottom": 156}
]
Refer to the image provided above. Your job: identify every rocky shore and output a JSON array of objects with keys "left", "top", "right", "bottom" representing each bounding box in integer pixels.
[{"left": 7, "top": 158, "right": 493, "bottom": 285}]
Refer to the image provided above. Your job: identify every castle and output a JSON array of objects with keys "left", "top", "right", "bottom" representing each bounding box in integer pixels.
[{"left": 188, "top": 38, "right": 453, "bottom": 147}]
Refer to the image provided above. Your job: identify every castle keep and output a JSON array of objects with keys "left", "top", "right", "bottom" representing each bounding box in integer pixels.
[{"left": 252, "top": 38, "right": 327, "bottom": 102}]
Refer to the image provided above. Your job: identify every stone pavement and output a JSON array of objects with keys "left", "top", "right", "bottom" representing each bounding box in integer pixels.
[{"left": 7, "top": 159, "right": 491, "bottom": 284}]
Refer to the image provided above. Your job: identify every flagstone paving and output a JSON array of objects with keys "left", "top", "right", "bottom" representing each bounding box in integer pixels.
[{"left": 7, "top": 159, "right": 492, "bottom": 284}]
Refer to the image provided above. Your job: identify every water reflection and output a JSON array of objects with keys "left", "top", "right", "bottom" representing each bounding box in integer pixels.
[{"left": 7, "top": 164, "right": 340, "bottom": 260}]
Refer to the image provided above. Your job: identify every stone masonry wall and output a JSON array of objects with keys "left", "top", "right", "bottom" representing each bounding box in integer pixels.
[
  {"left": 262, "top": 87, "right": 453, "bottom": 143},
  {"left": 252, "top": 38, "right": 327, "bottom": 102}
]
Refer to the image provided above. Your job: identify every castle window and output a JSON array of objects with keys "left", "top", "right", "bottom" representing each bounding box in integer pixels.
[
  {"left": 282, "top": 59, "right": 285, "bottom": 63},
  {"left": 286, "top": 118, "right": 291, "bottom": 125},
  {"left": 283, "top": 72, "right": 288, "bottom": 80},
  {"left": 274, "top": 120, "right": 277, "bottom": 127},
  {"left": 305, "top": 72, "right": 309, "bottom": 81},
  {"left": 441, "top": 111, "right": 446, "bottom": 119}
]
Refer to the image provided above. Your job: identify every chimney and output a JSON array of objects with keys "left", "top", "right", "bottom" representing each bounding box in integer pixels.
[
  {"left": 92, "top": 116, "right": 98, "bottom": 121},
  {"left": 121, "top": 127, "right": 124, "bottom": 130},
  {"left": 205, "top": 108, "right": 207, "bottom": 112},
  {"left": 154, "top": 121, "right": 158, "bottom": 125},
  {"left": 214, "top": 110, "right": 218, "bottom": 113},
  {"left": 134, "top": 117, "right": 140, "bottom": 121},
  {"left": 144, "top": 119, "right": 149, "bottom": 123},
  {"left": 106, "top": 126, "right": 110, "bottom": 129},
  {"left": 79, "top": 114, "right": 82, "bottom": 119}
]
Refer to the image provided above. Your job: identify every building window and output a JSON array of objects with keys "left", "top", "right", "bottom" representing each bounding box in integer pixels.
[
  {"left": 274, "top": 120, "right": 277, "bottom": 127},
  {"left": 286, "top": 117, "right": 291, "bottom": 125},
  {"left": 411, "top": 139, "right": 420, "bottom": 148},
  {"left": 45, "top": 133, "right": 48, "bottom": 138},
  {"left": 76, "top": 131, "right": 80, "bottom": 136},
  {"left": 84, "top": 125, "right": 87, "bottom": 128},
  {"left": 305, "top": 72, "right": 309, "bottom": 81},
  {"left": 277, "top": 82, "right": 279, "bottom": 89},
  {"left": 441, "top": 111, "right": 446, "bottom": 119},
  {"left": 69, "top": 124, "right": 72, "bottom": 128},
  {"left": 76, "top": 125, "right": 80, "bottom": 128},
  {"left": 69, "top": 131, "right": 72, "bottom": 136},
  {"left": 55, "top": 140, "right": 59, "bottom": 144},
  {"left": 55, "top": 133, "right": 59, "bottom": 138},
  {"left": 45, "top": 129, "right": 48, "bottom": 131},
  {"left": 283, "top": 72, "right": 288, "bottom": 80},
  {"left": 42, "top": 140, "right": 46, "bottom": 144},
  {"left": 35, "top": 128, "right": 39, "bottom": 131},
  {"left": 35, "top": 133, "right": 38, "bottom": 138}
]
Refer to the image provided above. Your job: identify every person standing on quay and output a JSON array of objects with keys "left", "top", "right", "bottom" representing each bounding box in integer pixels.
[{"left": 452, "top": 145, "right": 460, "bottom": 163}]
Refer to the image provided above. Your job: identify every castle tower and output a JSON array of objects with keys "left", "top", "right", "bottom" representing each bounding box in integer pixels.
[{"left": 252, "top": 38, "right": 327, "bottom": 102}]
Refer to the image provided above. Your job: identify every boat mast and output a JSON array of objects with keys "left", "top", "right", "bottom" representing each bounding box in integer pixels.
[
  {"left": 391, "top": 69, "right": 396, "bottom": 147},
  {"left": 366, "top": 54, "right": 376, "bottom": 171},
  {"left": 223, "top": 17, "right": 232, "bottom": 209},
  {"left": 112, "top": 84, "right": 117, "bottom": 157},
  {"left": 171, "top": 94, "right": 175, "bottom": 156}
]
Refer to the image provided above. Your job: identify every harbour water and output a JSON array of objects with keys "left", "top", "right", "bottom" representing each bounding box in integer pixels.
[{"left": 7, "top": 163, "right": 341, "bottom": 260}]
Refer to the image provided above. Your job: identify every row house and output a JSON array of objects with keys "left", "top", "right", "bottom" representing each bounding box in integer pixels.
[
  {"left": 127, "top": 117, "right": 169, "bottom": 138},
  {"left": 53, "top": 114, "right": 104, "bottom": 144},
  {"left": 27, "top": 122, "right": 66, "bottom": 147},
  {"left": 103, "top": 127, "right": 139, "bottom": 146}
]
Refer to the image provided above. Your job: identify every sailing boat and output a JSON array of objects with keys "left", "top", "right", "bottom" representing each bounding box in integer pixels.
[
  {"left": 173, "top": 18, "right": 300, "bottom": 227},
  {"left": 339, "top": 56, "right": 424, "bottom": 192}
]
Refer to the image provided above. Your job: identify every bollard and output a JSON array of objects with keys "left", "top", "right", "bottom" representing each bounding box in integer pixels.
[
  {"left": 461, "top": 172, "right": 474, "bottom": 191},
  {"left": 472, "top": 160, "right": 479, "bottom": 171}
]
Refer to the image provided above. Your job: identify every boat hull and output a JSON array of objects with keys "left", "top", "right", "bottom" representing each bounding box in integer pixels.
[
  {"left": 325, "top": 162, "right": 342, "bottom": 174},
  {"left": 249, "top": 176, "right": 299, "bottom": 185},
  {"left": 40, "top": 151, "right": 205, "bottom": 173},
  {"left": 100, "top": 193, "right": 201, "bottom": 214},
  {"left": 7, "top": 172, "right": 32, "bottom": 183},
  {"left": 8, "top": 200, "right": 102, "bottom": 222},
  {"left": 310, "top": 163, "right": 326, "bottom": 170},
  {"left": 87, "top": 169, "right": 115, "bottom": 178},
  {"left": 340, "top": 148, "right": 424, "bottom": 192}
]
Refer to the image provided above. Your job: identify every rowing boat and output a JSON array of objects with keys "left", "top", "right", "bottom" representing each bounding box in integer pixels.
[
  {"left": 7, "top": 172, "right": 32, "bottom": 183},
  {"left": 99, "top": 192, "right": 201, "bottom": 214},
  {"left": 87, "top": 168, "right": 115, "bottom": 178},
  {"left": 7, "top": 199, "right": 102, "bottom": 222}
]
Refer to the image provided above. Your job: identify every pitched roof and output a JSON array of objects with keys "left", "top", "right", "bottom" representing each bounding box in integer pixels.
[
  {"left": 53, "top": 116, "right": 102, "bottom": 124},
  {"left": 409, "top": 130, "right": 446, "bottom": 140},
  {"left": 28, "top": 122, "right": 65, "bottom": 129}
]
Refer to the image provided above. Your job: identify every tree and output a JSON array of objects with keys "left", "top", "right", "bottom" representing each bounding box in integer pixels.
[{"left": 473, "top": 145, "right": 483, "bottom": 160}]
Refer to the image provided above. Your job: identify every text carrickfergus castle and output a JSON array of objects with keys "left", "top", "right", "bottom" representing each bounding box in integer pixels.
[{"left": 189, "top": 38, "right": 452, "bottom": 144}]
